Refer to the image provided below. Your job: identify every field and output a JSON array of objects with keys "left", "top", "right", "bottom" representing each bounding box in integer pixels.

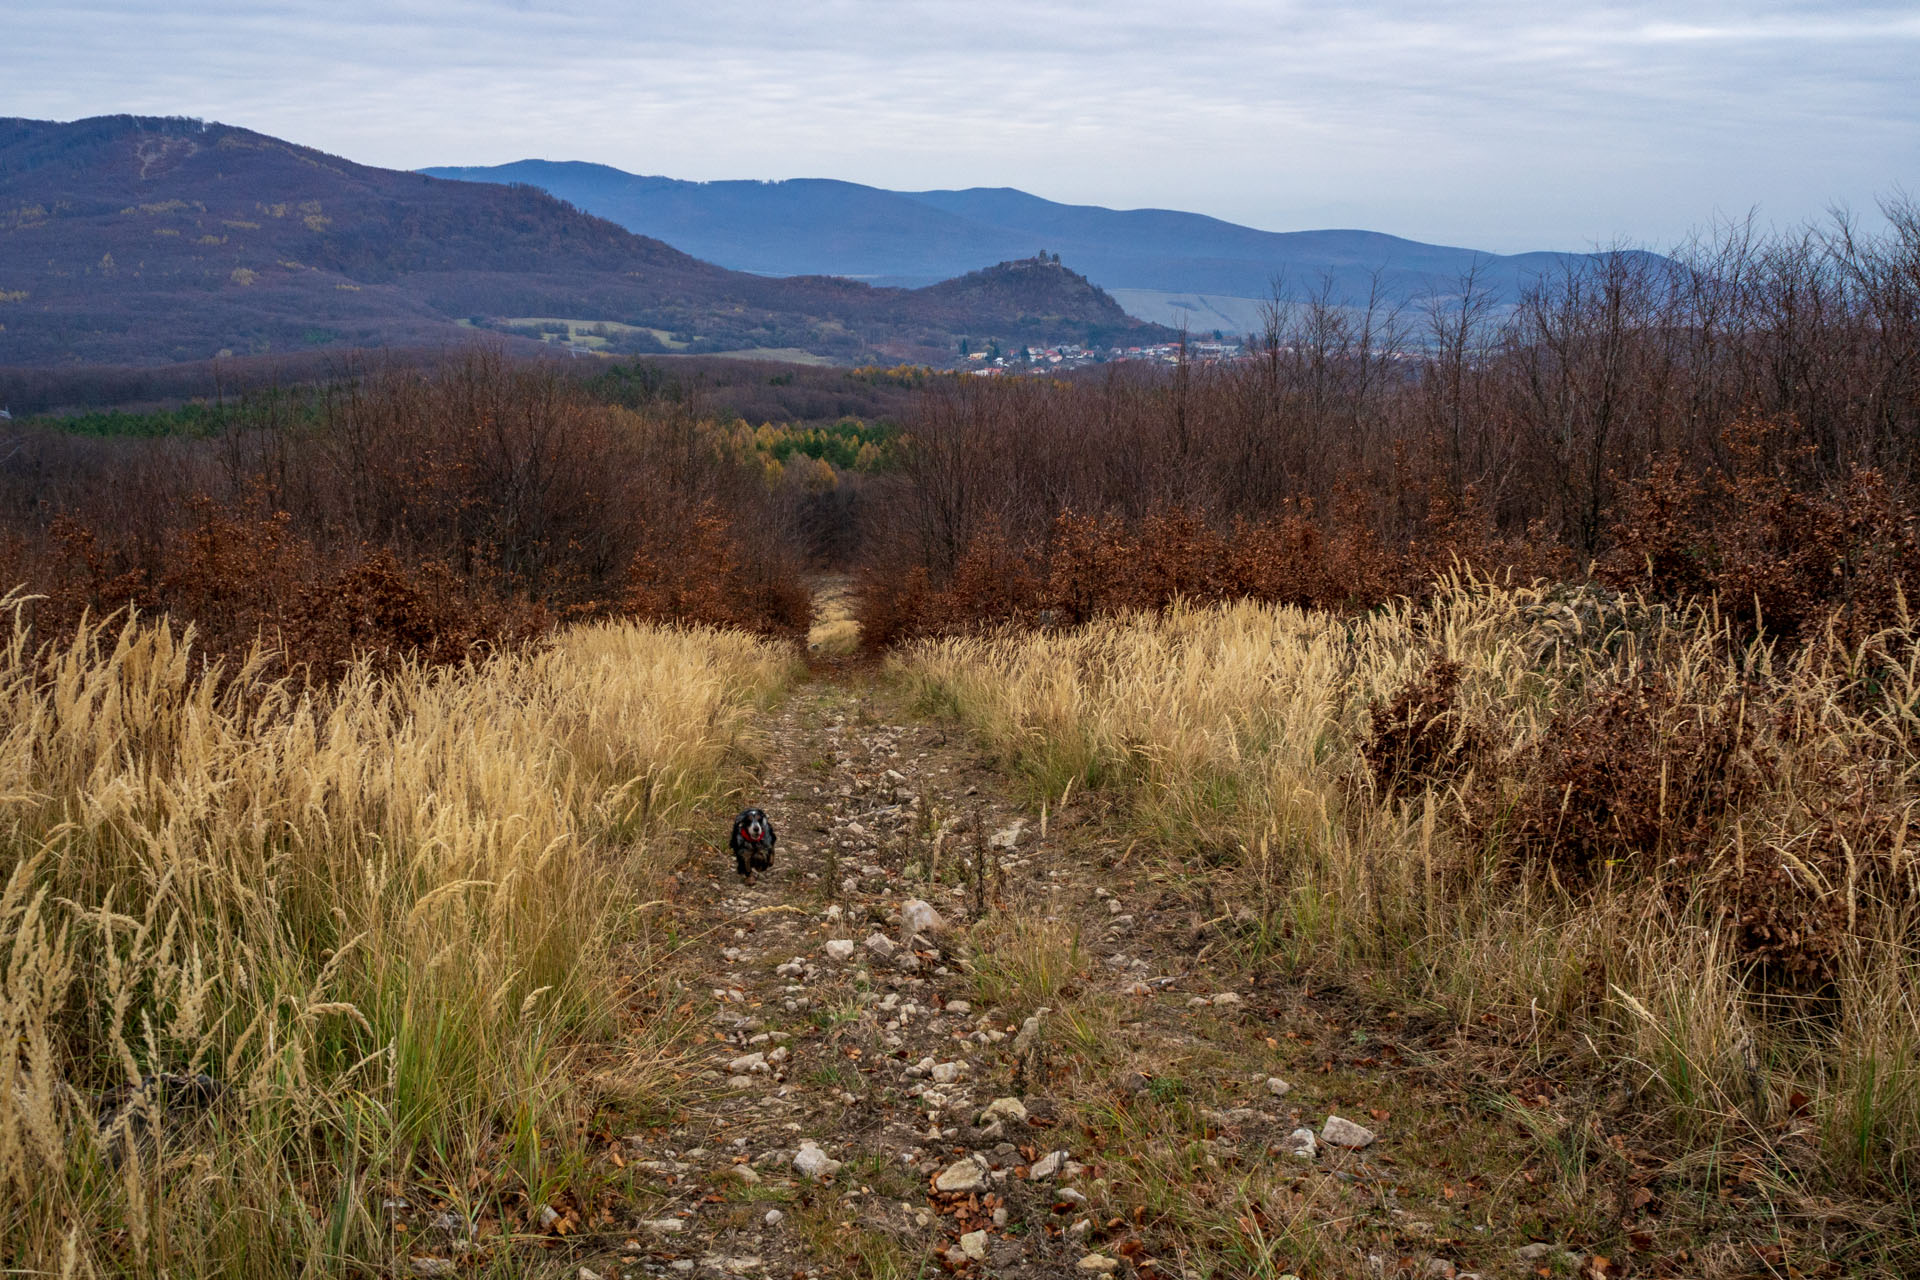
[
  {"left": 2, "top": 205, "right": 1918, "bottom": 1277},
  {"left": 898, "top": 584, "right": 1920, "bottom": 1272},
  {"left": 493, "top": 318, "right": 691, "bottom": 352},
  {"left": 0, "top": 607, "right": 795, "bottom": 1274}
]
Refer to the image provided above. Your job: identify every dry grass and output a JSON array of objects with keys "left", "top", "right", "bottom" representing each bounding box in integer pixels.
[
  {"left": 898, "top": 579, "right": 1920, "bottom": 1263},
  {"left": 807, "top": 578, "right": 863, "bottom": 657},
  {"left": 0, "top": 597, "right": 795, "bottom": 1276}
]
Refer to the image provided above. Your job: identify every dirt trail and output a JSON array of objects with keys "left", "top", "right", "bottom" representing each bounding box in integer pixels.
[{"left": 591, "top": 667, "right": 1549, "bottom": 1280}]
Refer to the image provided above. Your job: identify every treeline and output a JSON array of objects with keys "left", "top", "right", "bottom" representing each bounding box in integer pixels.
[
  {"left": 0, "top": 353, "right": 812, "bottom": 673},
  {"left": 2, "top": 347, "right": 925, "bottom": 424},
  {"left": 859, "top": 203, "right": 1920, "bottom": 647}
]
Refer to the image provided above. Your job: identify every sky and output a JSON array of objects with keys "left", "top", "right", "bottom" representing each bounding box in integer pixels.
[{"left": 6, "top": 0, "right": 1916, "bottom": 253}]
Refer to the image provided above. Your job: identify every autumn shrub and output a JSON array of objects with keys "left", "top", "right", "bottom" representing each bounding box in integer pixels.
[
  {"left": 1361, "top": 656, "right": 1483, "bottom": 798},
  {"left": 1604, "top": 416, "right": 1920, "bottom": 647},
  {"left": 1479, "top": 669, "right": 1758, "bottom": 884}
]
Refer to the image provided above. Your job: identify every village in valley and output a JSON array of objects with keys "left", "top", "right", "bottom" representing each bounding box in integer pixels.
[{"left": 963, "top": 335, "right": 1247, "bottom": 374}]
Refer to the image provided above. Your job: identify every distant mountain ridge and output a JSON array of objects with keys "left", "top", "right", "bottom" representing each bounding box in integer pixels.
[
  {"left": 0, "top": 116, "right": 1169, "bottom": 366},
  {"left": 421, "top": 159, "right": 1645, "bottom": 323}
]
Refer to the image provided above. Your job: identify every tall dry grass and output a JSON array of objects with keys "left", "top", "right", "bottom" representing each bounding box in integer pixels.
[
  {"left": 0, "top": 597, "right": 794, "bottom": 1276},
  {"left": 898, "top": 580, "right": 1920, "bottom": 1218}
]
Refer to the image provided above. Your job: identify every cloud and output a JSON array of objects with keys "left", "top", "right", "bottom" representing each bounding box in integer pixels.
[{"left": 6, "top": 0, "right": 1915, "bottom": 251}]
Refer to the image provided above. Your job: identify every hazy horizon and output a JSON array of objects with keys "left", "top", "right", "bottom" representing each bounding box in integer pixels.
[{"left": 7, "top": 1, "right": 1916, "bottom": 254}]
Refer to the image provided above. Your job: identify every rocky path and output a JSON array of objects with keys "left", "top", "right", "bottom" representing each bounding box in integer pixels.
[{"left": 584, "top": 672, "right": 1556, "bottom": 1280}]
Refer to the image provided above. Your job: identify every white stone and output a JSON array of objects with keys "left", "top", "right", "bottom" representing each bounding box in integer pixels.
[
  {"left": 960, "top": 1230, "right": 989, "bottom": 1261},
  {"left": 901, "top": 898, "right": 947, "bottom": 940},
  {"left": 864, "top": 932, "right": 897, "bottom": 958},
  {"left": 934, "top": 1157, "right": 988, "bottom": 1193},
  {"left": 640, "top": 1218, "right": 686, "bottom": 1233},
  {"left": 792, "top": 1141, "right": 842, "bottom": 1180},
  {"left": 1320, "top": 1114, "right": 1377, "bottom": 1148},
  {"left": 930, "top": 1060, "right": 967, "bottom": 1084},
  {"left": 1279, "top": 1127, "right": 1317, "bottom": 1160},
  {"left": 728, "top": 1052, "right": 767, "bottom": 1074},
  {"left": 1077, "top": 1255, "right": 1120, "bottom": 1273},
  {"left": 823, "top": 939, "right": 855, "bottom": 961},
  {"left": 1211, "top": 992, "right": 1243, "bottom": 1007},
  {"left": 1266, "top": 1077, "right": 1292, "bottom": 1098},
  {"left": 945, "top": 999, "right": 972, "bottom": 1015},
  {"left": 1010, "top": 1009, "right": 1049, "bottom": 1056},
  {"left": 764, "top": 1209, "right": 783, "bottom": 1227},
  {"left": 980, "top": 1097, "right": 1028, "bottom": 1124},
  {"left": 728, "top": 1164, "right": 762, "bottom": 1185},
  {"left": 989, "top": 821, "right": 1025, "bottom": 849},
  {"left": 1028, "top": 1150, "right": 1069, "bottom": 1180}
]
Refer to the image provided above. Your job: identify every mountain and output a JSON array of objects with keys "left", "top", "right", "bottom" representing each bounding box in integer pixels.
[
  {"left": 0, "top": 117, "right": 1170, "bottom": 366},
  {"left": 421, "top": 159, "right": 1642, "bottom": 325}
]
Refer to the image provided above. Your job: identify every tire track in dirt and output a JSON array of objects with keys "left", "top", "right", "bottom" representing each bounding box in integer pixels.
[{"left": 592, "top": 666, "right": 1554, "bottom": 1280}]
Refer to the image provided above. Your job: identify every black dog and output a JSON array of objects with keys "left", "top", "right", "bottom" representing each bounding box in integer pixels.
[{"left": 730, "top": 808, "right": 777, "bottom": 882}]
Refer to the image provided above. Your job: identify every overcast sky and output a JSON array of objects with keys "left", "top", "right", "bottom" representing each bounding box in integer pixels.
[{"left": 7, "top": 1, "right": 1915, "bottom": 252}]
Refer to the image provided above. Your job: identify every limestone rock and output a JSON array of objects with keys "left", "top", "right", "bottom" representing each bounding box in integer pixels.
[
  {"left": 901, "top": 898, "right": 947, "bottom": 941},
  {"left": 1010, "top": 1008, "right": 1050, "bottom": 1056},
  {"left": 980, "top": 1096, "right": 1028, "bottom": 1125},
  {"left": 1028, "top": 1149, "right": 1069, "bottom": 1180},
  {"left": 934, "top": 1157, "right": 988, "bottom": 1194},
  {"left": 792, "top": 1141, "right": 842, "bottom": 1180},
  {"left": 1320, "top": 1114, "right": 1377, "bottom": 1148}
]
